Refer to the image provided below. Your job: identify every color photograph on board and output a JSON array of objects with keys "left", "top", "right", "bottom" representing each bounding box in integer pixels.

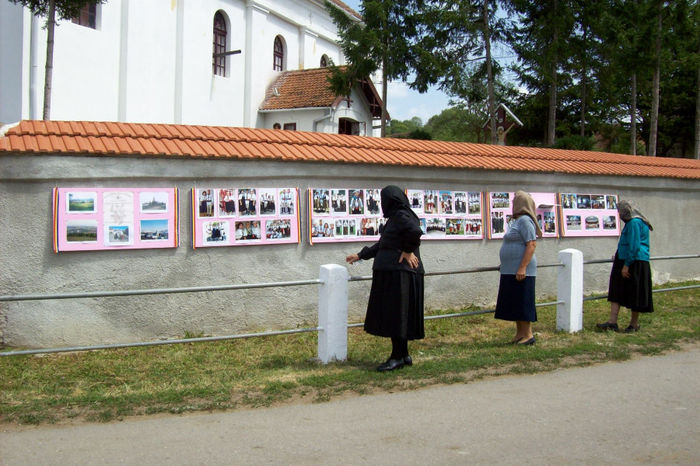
[
  {"left": 407, "top": 189, "right": 484, "bottom": 240},
  {"left": 486, "top": 192, "right": 559, "bottom": 239},
  {"left": 559, "top": 192, "right": 620, "bottom": 237},
  {"left": 192, "top": 187, "right": 299, "bottom": 248},
  {"left": 309, "top": 188, "right": 384, "bottom": 244},
  {"left": 53, "top": 187, "right": 179, "bottom": 252}
]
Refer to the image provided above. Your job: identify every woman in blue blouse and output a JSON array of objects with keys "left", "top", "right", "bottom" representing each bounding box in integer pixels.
[
  {"left": 597, "top": 200, "right": 654, "bottom": 333},
  {"left": 495, "top": 191, "right": 543, "bottom": 345}
]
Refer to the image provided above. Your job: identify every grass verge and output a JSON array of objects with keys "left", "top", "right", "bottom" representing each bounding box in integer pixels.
[{"left": 1, "top": 282, "right": 698, "bottom": 426}]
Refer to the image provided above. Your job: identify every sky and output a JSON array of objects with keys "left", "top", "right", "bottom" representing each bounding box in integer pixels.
[{"left": 340, "top": 0, "right": 452, "bottom": 124}]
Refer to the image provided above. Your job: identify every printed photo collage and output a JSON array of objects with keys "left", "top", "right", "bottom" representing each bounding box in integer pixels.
[
  {"left": 52, "top": 187, "right": 179, "bottom": 252},
  {"left": 308, "top": 188, "right": 385, "bottom": 244},
  {"left": 487, "top": 192, "right": 559, "bottom": 239},
  {"left": 559, "top": 193, "right": 620, "bottom": 237},
  {"left": 193, "top": 188, "right": 299, "bottom": 247},
  {"left": 407, "top": 189, "right": 484, "bottom": 240},
  {"left": 52, "top": 187, "right": 621, "bottom": 252}
]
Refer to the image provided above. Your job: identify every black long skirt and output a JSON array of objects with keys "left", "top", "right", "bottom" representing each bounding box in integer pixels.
[
  {"left": 364, "top": 270, "right": 425, "bottom": 340},
  {"left": 608, "top": 256, "right": 654, "bottom": 313},
  {"left": 494, "top": 275, "right": 537, "bottom": 322}
]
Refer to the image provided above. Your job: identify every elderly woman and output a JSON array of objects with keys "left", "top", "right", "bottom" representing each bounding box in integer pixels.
[
  {"left": 597, "top": 200, "right": 653, "bottom": 332},
  {"left": 495, "top": 191, "right": 543, "bottom": 345},
  {"left": 346, "top": 186, "right": 424, "bottom": 372}
]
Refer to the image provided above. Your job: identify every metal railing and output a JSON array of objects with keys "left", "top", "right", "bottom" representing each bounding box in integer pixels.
[
  {"left": 582, "top": 254, "right": 700, "bottom": 302},
  {"left": 1, "top": 254, "right": 697, "bottom": 357}
]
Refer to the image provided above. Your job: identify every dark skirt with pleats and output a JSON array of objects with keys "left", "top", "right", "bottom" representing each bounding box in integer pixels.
[
  {"left": 364, "top": 270, "right": 425, "bottom": 340},
  {"left": 608, "top": 256, "right": 654, "bottom": 312},
  {"left": 494, "top": 275, "right": 537, "bottom": 322}
]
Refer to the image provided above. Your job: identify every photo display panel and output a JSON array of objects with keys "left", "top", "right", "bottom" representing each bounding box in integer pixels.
[
  {"left": 52, "top": 187, "right": 179, "bottom": 252},
  {"left": 486, "top": 192, "right": 559, "bottom": 239},
  {"left": 559, "top": 192, "right": 620, "bottom": 237},
  {"left": 308, "top": 188, "right": 384, "bottom": 244},
  {"left": 192, "top": 187, "right": 300, "bottom": 248},
  {"left": 407, "top": 189, "right": 485, "bottom": 240}
]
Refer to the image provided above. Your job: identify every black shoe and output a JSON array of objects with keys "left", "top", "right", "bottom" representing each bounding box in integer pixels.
[
  {"left": 623, "top": 325, "right": 640, "bottom": 333},
  {"left": 377, "top": 358, "right": 405, "bottom": 372},
  {"left": 403, "top": 355, "right": 413, "bottom": 366},
  {"left": 596, "top": 322, "right": 619, "bottom": 331},
  {"left": 517, "top": 337, "right": 536, "bottom": 346}
]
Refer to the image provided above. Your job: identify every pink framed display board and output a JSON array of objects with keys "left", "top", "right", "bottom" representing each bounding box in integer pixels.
[
  {"left": 52, "top": 187, "right": 179, "bottom": 252},
  {"left": 192, "top": 187, "right": 300, "bottom": 248},
  {"left": 558, "top": 192, "right": 620, "bottom": 237},
  {"left": 486, "top": 192, "right": 559, "bottom": 239},
  {"left": 407, "top": 189, "right": 484, "bottom": 240},
  {"left": 308, "top": 188, "right": 384, "bottom": 244}
]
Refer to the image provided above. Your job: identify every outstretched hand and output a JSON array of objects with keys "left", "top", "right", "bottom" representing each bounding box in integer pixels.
[
  {"left": 399, "top": 251, "right": 419, "bottom": 269},
  {"left": 346, "top": 253, "right": 360, "bottom": 264}
]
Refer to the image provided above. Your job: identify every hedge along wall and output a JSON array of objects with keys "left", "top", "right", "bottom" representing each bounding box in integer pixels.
[{"left": 1, "top": 153, "right": 699, "bottom": 348}]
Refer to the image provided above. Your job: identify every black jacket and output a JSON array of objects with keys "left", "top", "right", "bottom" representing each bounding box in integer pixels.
[{"left": 358, "top": 210, "right": 424, "bottom": 274}]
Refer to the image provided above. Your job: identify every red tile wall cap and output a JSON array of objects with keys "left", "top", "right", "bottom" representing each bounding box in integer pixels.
[{"left": 1, "top": 120, "right": 700, "bottom": 180}]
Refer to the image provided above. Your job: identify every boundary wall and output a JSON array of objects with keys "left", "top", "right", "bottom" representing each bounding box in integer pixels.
[{"left": 1, "top": 154, "right": 699, "bottom": 347}]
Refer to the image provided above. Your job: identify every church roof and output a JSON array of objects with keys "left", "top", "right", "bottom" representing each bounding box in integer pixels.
[
  {"left": 260, "top": 68, "right": 340, "bottom": 111},
  {"left": 2, "top": 120, "right": 699, "bottom": 180},
  {"left": 260, "top": 67, "right": 384, "bottom": 118}
]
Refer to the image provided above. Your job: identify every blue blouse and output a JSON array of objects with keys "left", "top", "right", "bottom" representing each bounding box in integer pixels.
[
  {"left": 499, "top": 215, "right": 537, "bottom": 276},
  {"left": 617, "top": 218, "right": 650, "bottom": 266}
]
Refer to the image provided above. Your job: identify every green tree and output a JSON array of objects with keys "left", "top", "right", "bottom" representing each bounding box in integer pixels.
[
  {"left": 325, "top": 0, "right": 419, "bottom": 137},
  {"left": 503, "top": 0, "right": 575, "bottom": 146},
  {"left": 424, "top": 106, "right": 484, "bottom": 142},
  {"left": 387, "top": 116, "right": 424, "bottom": 136},
  {"left": 9, "top": 0, "right": 105, "bottom": 120}
]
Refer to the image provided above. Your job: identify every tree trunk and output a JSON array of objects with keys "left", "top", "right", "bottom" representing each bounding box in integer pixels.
[
  {"left": 648, "top": 2, "right": 662, "bottom": 157},
  {"left": 579, "top": 24, "right": 587, "bottom": 138},
  {"left": 381, "top": 62, "right": 387, "bottom": 138},
  {"left": 43, "top": 0, "right": 56, "bottom": 120},
  {"left": 547, "top": 0, "right": 558, "bottom": 147},
  {"left": 547, "top": 63, "right": 557, "bottom": 146},
  {"left": 630, "top": 73, "right": 637, "bottom": 155},
  {"left": 484, "top": 0, "right": 497, "bottom": 144},
  {"left": 695, "top": 44, "right": 700, "bottom": 159}
]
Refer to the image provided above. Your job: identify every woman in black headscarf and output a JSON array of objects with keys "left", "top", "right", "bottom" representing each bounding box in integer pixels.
[{"left": 346, "top": 186, "right": 425, "bottom": 371}]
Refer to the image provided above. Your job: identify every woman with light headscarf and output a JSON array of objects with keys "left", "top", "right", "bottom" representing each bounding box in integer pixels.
[
  {"left": 495, "top": 191, "right": 543, "bottom": 345},
  {"left": 346, "top": 186, "right": 424, "bottom": 371},
  {"left": 597, "top": 200, "right": 653, "bottom": 332}
]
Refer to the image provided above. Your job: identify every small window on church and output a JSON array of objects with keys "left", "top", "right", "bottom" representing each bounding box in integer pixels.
[
  {"left": 320, "top": 55, "right": 329, "bottom": 67},
  {"left": 72, "top": 4, "right": 97, "bottom": 29},
  {"left": 273, "top": 36, "right": 285, "bottom": 71},
  {"left": 283, "top": 123, "right": 296, "bottom": 131},
  {"left": 213, "top": 12, "right": 227, "bottom": 76}
]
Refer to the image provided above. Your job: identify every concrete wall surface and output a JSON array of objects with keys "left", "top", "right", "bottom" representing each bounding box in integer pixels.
[{"left": 1, "top": 154, "right": 699, "bottom": 347}]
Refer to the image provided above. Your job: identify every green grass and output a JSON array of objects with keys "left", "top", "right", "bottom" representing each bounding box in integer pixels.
[{"left": 1, "top": 282, "right": 698, "bottom": 426}]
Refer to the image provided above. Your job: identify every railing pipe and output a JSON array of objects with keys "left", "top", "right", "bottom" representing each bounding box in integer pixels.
[
  {"left": 0, "top": 327, "right": 319, "bottom": 357},
  {"left": 0, "top": 279, "right": 322, "bottom": 302}
]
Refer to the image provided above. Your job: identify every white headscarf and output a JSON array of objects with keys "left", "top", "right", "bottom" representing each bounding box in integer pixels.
[{"left": 617, "top": 200, "right": 653, "bottom": 231}]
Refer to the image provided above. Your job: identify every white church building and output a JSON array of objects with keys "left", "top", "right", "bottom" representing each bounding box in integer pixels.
[{"left": 0, "top": 0, "right": 383, "bottom": 135}]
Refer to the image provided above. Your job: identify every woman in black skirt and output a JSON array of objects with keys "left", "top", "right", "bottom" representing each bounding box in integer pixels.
[
  {"left": 494, "top": 191, "right": 542, "bottom": 345},
  {"left": 346, "top": 186, "right": 424, "bottom": 372},
  {"left": 597, "top": 200, "right": 653, "bottom": 333}
]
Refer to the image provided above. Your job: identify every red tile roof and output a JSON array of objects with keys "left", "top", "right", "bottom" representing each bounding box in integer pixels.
[
  {"left": 260, "top": 67, "right": 385, "bottom": 118},
  {"left": 2, "top": 120, "right": 700, "bottom": 179},
  {"left": 261, "top": 68, "right": 340, "bottom": 111}
]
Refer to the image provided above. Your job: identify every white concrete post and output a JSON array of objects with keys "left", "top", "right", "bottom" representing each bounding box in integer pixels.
[
  {"left": 317, "top": 264, "right": 349, "bottom": 363},
  {"left": 556, "top": 248, "right": 584, "bottom": 332}
]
